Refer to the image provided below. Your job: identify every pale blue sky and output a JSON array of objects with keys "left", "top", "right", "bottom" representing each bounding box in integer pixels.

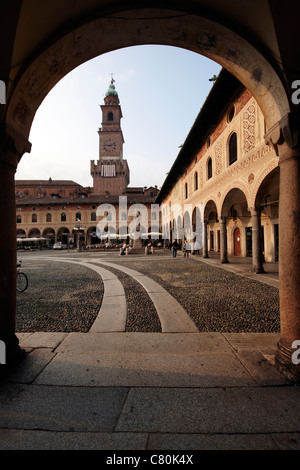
[{"left": 16, "top": 45, "right": 221, "bottom": 189}]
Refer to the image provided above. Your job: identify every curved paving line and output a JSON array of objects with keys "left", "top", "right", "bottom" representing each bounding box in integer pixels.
[
  {"left": 97, "top": 261, "right": 198, "bottom": 333},
  {"left": 85, "top": 264, "right": 127, "bottom": 333},
  {"left": 93, "top": 262, "right": 162, "bottom": 333},
  {"left": 38, "top": 257, "right": 127, "bottom": 333}
]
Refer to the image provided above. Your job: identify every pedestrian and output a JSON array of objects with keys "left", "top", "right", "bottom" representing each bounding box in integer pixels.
[
  {"left": 194, "top": 240, "right": 200, "bottom": 255},
  {"left": 172, "top": 239, "right": 179, "bottom": 258},
  {"left": 183, "top": 240, "right": 189, "bottom": 257},
  {"left": 120, "top": 241, "right": 127, "bottom": 256}
]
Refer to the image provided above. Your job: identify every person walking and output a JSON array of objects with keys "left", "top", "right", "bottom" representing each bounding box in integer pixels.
[
  {"left": 172, "top": 239, "right": 179, "bottom": 258},
  {"left": 183, "top": 240, "right": 188, "bottom": 257}
]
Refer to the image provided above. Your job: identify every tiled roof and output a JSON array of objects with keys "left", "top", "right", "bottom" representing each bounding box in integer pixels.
[{"left": 15, "top": 180, "right": 81, "bottom": 186}]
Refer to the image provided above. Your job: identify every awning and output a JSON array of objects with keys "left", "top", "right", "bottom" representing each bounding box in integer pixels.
[{"left": 17, "top": 237, "right": 48, "bottom": 242}]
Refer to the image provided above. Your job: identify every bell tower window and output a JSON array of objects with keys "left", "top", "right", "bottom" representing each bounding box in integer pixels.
[{"left": 108, "top": 112, "right": 113, "bottom": 121}]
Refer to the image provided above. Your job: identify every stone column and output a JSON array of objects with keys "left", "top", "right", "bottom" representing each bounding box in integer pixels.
[
  {"left": 0, "top": 124, "right": 31, "bottom": 365},
  {"left": 265, "top": 112, "right": 300, "bottom": 380},
  {"left": 251, "top": 208, "right": 265, "bottom": 273},
  {"left": 220, "top": 216, "right": 228, "bottom": 263},
  {"left": 203, "top": 220, "right": 209, "bottom": 258}
]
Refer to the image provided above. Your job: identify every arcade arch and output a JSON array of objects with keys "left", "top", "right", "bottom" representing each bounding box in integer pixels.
[
  {"left": 1, "top": 5, "right": 299, "bottom": 379},
  {"left": 221, "top": 188, "right": 251, "bottom": 259},
  {"left": 43, "top": 228, "right": 55, "bottom": 247},
  {"left": 254, "top": 167, "right": 280, "bottom": 263}
]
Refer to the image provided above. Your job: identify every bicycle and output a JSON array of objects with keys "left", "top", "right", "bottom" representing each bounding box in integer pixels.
[{"left": 17, "top": 260, "right": 28, "bottom": 292}]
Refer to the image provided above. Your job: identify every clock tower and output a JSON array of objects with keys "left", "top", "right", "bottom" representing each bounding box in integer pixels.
[{"left": 91, "top": 79, "right": 130, "bottom": 195}]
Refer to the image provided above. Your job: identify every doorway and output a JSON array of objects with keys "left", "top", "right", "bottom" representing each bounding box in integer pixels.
[{"left": 234, "top": 227, "right": 241, "bottom": 256}]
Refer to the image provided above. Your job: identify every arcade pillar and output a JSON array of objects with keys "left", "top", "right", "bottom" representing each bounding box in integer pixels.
[
  {"left": 266, "top": 112, "right": 300, "bottom": 380},
  {"left": 0, "top": 124, "right": 31, "bottom": 365}
]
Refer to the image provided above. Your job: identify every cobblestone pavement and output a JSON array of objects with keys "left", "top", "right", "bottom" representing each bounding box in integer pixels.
[
  {"left": 8, "top": 251, "right": 299, "bottom": 453},
  {"left": 16, "top": 250, "right": 279, "bottom": 334}
]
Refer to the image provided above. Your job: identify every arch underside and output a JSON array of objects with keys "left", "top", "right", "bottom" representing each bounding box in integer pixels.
[{"left": 6, "top": 8, "right": 290, "bottom": 145}]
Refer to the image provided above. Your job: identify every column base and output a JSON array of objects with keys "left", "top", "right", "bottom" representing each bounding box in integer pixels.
[
  {"left": 254, "top": 267, "right": 265, "bottom": 274},
  {"left": 220, "top": 259, "right": 229, "bottom": 264},
  {"left": 275, "top": 341, "right": 300, "bottom": 382},
  {"left": 0, "top": 333, "right": 26, "bottom": 371}
]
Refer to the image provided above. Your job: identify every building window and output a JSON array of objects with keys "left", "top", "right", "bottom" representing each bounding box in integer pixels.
[
  {"left": 207, "top": 157, "right": 212, "bottom": 179},
  {"left": 17, "top": 215, "right": 22, "bottom": 224},
  {"left": 185, "top": 183, "right": 188, "bottom": 199},
  {"left": 61, "top": 213, "right": 66, "bottom": 222},
  {"left": 46, "top": 213, "right": 52, "bottom": 223},
  {"left": 194, "top": 171, "right": 198, "bottom": 191},
  {"left": 228, "top": 132, "right": 238, "bottom": 165},
  {"left": 76, "top": 212, "right": 81, "bottom": 221},
  {"left": 32, "top": 214, "right": 37, "bottom": 223},
  {"left": 91, "top": 212, "right": 96, "bottom": 222},
  {"left": 227, "top": 105, "right": 235, "bottom": 122},
  {"left": 108, "top": 112, "right": 114, "bottom": 121}
]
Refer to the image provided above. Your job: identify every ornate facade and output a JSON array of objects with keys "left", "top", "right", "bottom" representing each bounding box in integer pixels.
[{"left": 156, "top": 69, "right": 279, "bottom": 271}]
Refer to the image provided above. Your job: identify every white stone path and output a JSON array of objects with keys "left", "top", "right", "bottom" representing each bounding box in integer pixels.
[
  {"left": 93, "top": 261, "right": 198, "bottom": 333},
  {"left": 39, "top": 256, "right": 198, "bottom": 334}
]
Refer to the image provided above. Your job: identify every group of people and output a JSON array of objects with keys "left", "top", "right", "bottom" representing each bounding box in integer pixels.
[{"left": 119, "top": 238, "right": 201, "bottom": 257}]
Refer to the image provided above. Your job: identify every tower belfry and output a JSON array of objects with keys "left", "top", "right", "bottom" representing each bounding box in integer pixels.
[{"left": 91, "top": 79, "right": 130, "bottom": 195}]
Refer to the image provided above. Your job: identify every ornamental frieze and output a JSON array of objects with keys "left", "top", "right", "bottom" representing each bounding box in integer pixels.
[
  {"left": 243, "top": 101, "right": 256, "bottom": 153},
  {"left": 202, "top": 144, "right": 273, "bottom": 193},
  {"left": 215, "top": 139, "right": 223, "bottom": 175}
]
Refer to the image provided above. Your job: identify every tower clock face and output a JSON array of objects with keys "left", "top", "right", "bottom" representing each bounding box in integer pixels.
[{"left": 102, "top": 138, "right": 117, "bottom": 152}]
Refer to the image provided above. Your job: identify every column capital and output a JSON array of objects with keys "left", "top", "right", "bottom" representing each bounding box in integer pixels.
[
  {"left": 248, "top": 206, "right": 261, "bottom": 215},
  {"left": 265, "top": 111, "right": 300, "bottom": 160},
  {"left": 0, "top": 123, "right": 31, "bottom": 169}
]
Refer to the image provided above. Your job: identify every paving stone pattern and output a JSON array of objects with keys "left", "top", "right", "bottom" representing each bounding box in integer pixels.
[{"left": 16, "top": 255, "right": 280, "bottom": 333}]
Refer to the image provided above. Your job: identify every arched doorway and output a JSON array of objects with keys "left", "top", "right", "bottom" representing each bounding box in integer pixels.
[
  {"left": 1, "top": 5, "right": 299, "bottom": 379},
  {"left": 203, "top": 199, "right": 219, "bottom": 258},
  {"left": 221, "top": 187, "right": 251, "bottom": 259},
  {"left": 253, "top": 167, "right": 279, "bottom": 263},
  {"left": 233, "top": 227, "right": 241, "bottom": 256},
  {"left": 43, "top": 228, "right": 55, "bottom": 248},
  {"left": 57, "top": 227, "right": 70, "bottom": 246}
]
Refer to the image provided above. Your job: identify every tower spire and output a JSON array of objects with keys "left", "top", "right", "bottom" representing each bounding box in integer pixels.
[{"left": 106, "top": 76, "right": 118, "bottom": 98}]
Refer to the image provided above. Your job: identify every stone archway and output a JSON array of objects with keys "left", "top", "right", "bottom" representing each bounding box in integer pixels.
[
  {"left": 221, "top": 187, "right": 251, "bottom": 260},
  {"left": 254, "top": 167, "right": 280, "bottom": 263},
  {"left": 5, "top": 9, "right": 290, "bottom": 142},
  {"left": 43, "top": 228, "right": 55, "bottom": 248},
  {"left": 1, "top": 6, "right": 299, "bottom": 379},
  {"left": 203, "top": 199, "right": 218, "bottom": 259}
]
